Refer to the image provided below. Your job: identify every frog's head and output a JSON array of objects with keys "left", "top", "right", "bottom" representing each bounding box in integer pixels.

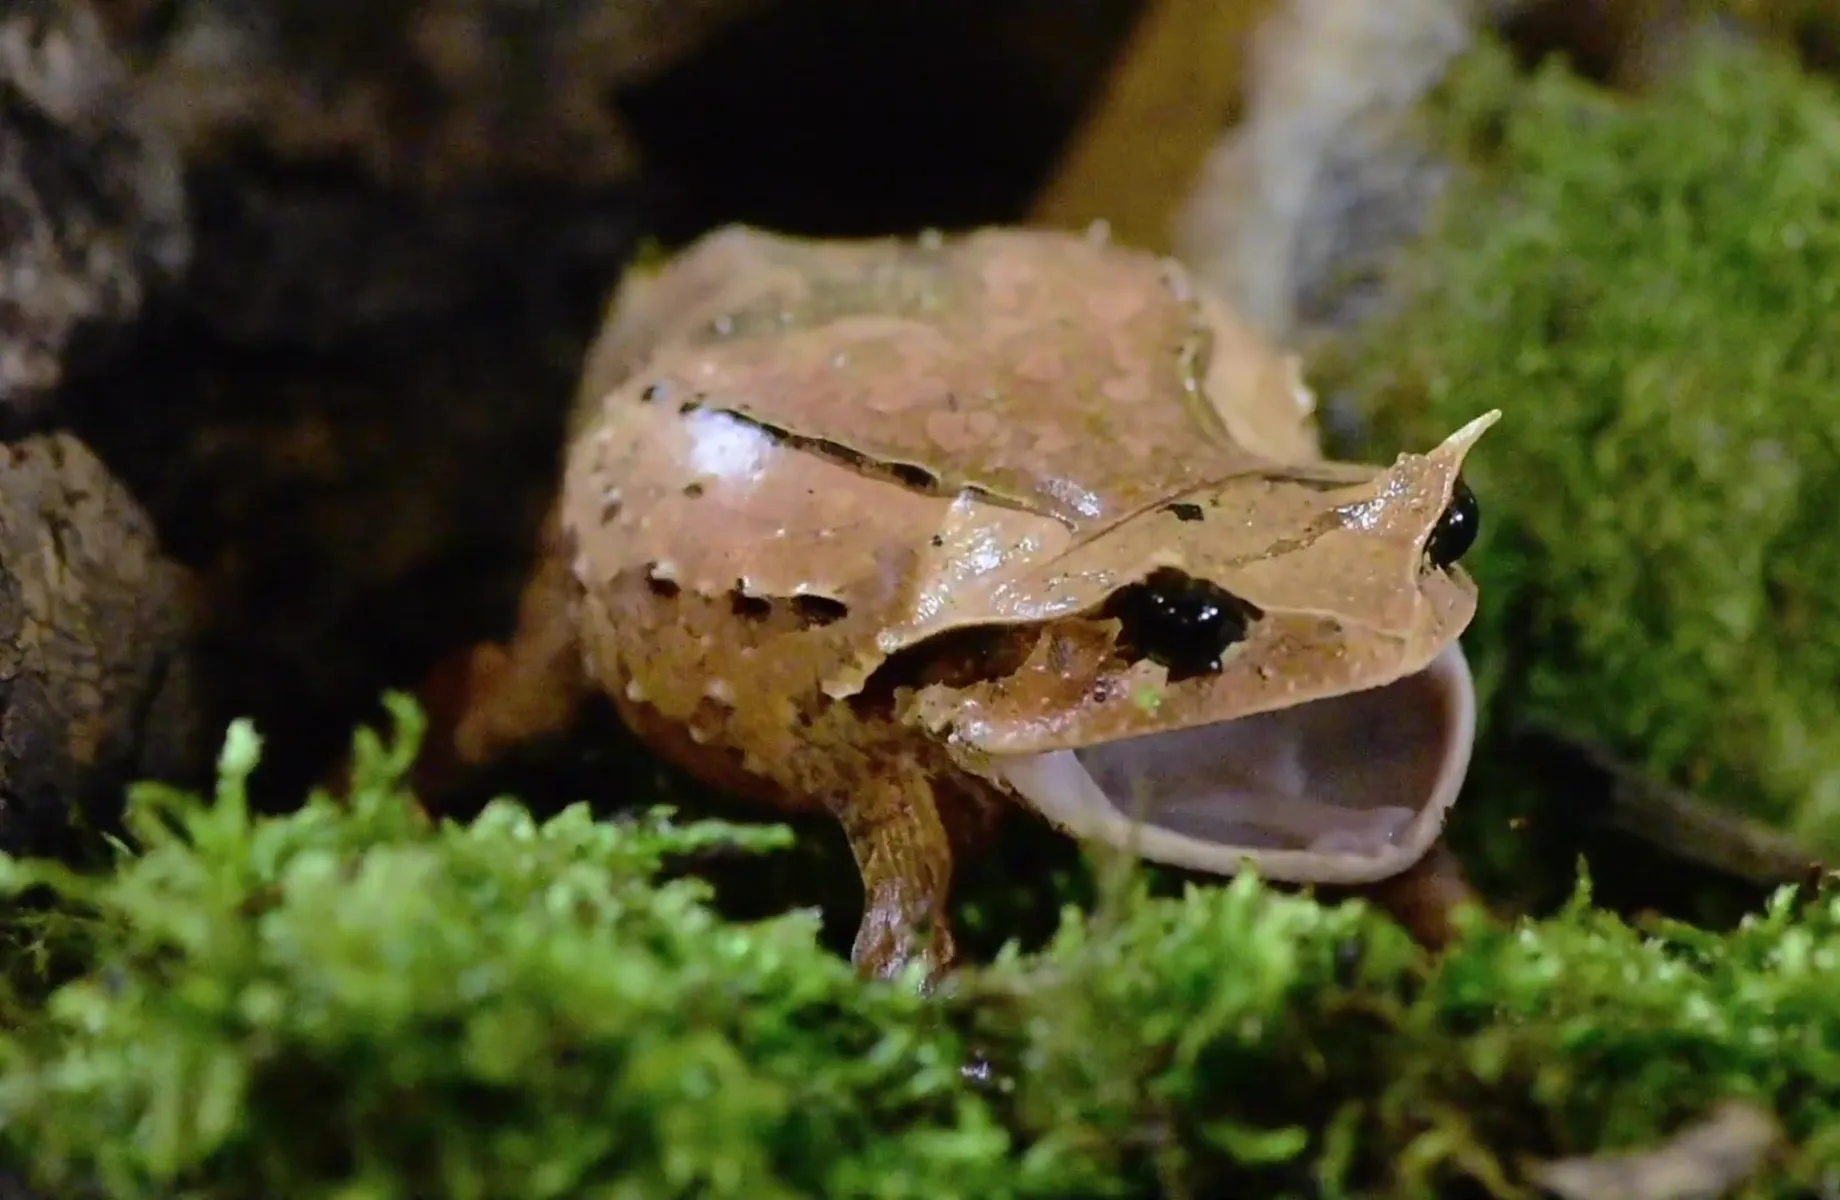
[{"left": 879, "top": 410, "right": 1499, "bottom": 886}]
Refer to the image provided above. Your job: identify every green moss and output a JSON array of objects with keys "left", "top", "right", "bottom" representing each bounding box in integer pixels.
[
  {"left": 0, "top": 702, "right": 997, "bottom": 1199},
  {"left": 1320, "top": 32, "right": 1840, "bottom": 881},
  {"left": 2, "top": 703, "right": 1840, "bottom": 1197}
]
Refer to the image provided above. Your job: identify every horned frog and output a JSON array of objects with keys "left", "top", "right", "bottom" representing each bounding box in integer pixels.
[{"left": 421, "top": 223, "right": 1500, "bottom": 985}]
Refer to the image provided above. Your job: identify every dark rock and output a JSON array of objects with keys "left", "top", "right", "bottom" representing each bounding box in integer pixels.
[
  {"left": 0, "top": 1, "right": 1139, "bottom": 820},
  {"left": 176, "top": 169, "right": 646, "bottom": 349},
  {"left": 95, "top": 0, "right": 763, "bottom": 190}
]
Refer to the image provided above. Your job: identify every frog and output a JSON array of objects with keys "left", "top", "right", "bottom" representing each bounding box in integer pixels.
[{"left": 418, "top": 222, "right": 1501, "bottom": 985}]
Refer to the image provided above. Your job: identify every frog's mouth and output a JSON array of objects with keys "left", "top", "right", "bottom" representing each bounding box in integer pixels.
[{"left": 988, "top": 643, "right": 1476, "bottom": 885}]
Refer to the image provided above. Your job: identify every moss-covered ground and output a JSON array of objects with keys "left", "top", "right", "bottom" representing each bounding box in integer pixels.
[
  {"left": 1, "top": 701, "right": 1837, "bottom": 1199},
  {"left": 5, "top": 24, "right": 1840, "bottom": 1200}
]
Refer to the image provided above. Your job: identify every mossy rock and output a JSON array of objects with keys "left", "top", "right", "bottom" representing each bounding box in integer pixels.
[{"left": 1318, "top": 30, "right": 1840, "bottom": 887}]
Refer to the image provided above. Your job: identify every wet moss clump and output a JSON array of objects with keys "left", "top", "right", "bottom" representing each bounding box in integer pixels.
[
  {"left": 1321, "top": 31, "right": 1840, "bottom": 883},
  {"left": 2, "top": 703, "right": 1840, "bottom": 1198}
]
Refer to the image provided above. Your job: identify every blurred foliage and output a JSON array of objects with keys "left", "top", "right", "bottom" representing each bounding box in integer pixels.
[
  {"left": 1319, "top": 29, "right": 1840, "bottom": 898},
  {"left": 1715, "top": 0, "right": 1840, "bottom": 72},
  {"left": 0, "top": 701, "right": 1837, "bottom": 1198}
]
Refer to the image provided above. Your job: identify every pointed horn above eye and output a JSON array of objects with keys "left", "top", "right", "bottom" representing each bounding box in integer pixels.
[{"left": 1429, "top": 409, "right": 1503, "bottom": 464}]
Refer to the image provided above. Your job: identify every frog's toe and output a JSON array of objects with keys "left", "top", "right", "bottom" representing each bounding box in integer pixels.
[{"left": 851, "top": 892, "right": 957, "bottom": 990}]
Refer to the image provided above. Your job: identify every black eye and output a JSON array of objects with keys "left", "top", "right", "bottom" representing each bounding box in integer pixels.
[
  {"left": 1104, "top": 567, "right": 1260, "bottom": 681},
  {"left": 1425, "top": 477, "right": 1480, "bottom": 570}
]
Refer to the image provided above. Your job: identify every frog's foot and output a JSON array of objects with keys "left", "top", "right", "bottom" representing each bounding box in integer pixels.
[
  {"left": 1344, "top": 839, "right": 1482, "bottom": 950},
  {"left": 836, "top": 781, "right": 960, "bottom": 990},
  {"left": 853, "top": 882, "right": 958, "bottom": 989}
]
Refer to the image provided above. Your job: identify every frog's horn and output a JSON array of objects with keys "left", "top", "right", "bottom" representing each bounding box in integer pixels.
[{"left": 1430, "top": 409, "right": 1502, "bottom": 465}]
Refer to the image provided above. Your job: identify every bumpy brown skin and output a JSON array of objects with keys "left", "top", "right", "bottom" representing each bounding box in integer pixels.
[
  {"left": 431, "top": 512, "right": 1478, "bottom": 978},
  {"left": 430, "top": 505, "right": 1007, "bottom": 978},
  {"left": 425, "top": 226, "right": 1483, "bottom": 984}
]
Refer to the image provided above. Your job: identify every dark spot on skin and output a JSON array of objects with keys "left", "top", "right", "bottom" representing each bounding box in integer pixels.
[
  {"left": 1425, "top": 477, "right": 1480, "bottom": 570},
  {"left": 701, "top": 408, "right": 954, "bottom": 497},
  {"left": 640, "top": 383, "right": 665, "bottom": 403},
  {"left": 645, "top": 569, "right": 680, "bottom": 600},
  {"left": 720, "top": 586, "right": 847, "bottom": 629},
  {"left": 792, "top": 595, "right": 849, "bottom": 627},
  {"left": 889, "top": 462, "right": 940, "bottom": 490},
  {"left": 809, "top": 435, "right": 865, "bottom": 468},
  {"left": 683, "top": 482, "right": 705, "bottom": 498},
  {"left": 1281, "top": 472, "right": 1381, "bottom": 492},
  {"left": 929, "top": 535, "right": 944, "bottom": 548},
  {"left": 1164, "top": 502, "right": 1205, "bottom": 523},
  {"left": 855, "top": 624, "right": 1039, "bottom": 716},
  {"left": 679, "top": 397, "right": 705, "bottom": 416},
  {"left": 601, "top": 498, "right": 621, "bottom": 522},
  {"left": 730, "top": 590, "right": 773, "bottom": 620},
  {"left": 688, "top": 696, "right": 732, "bottom": 744},
  {"left": 1103, "top": 567, "right": 1261, "bottom": 682}
]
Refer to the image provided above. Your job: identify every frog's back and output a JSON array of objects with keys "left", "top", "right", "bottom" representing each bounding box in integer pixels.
[
  {"left": 558, "top": 224, "right": 1337, "bottom": 778},
  {"left": 577, "top": 225, "right": 1323, "bottom": 532},
  {"left": 567, "top": 385, "right": 1085, "bottom": 832},
  {"left": 555, "top": 225, "right": 1347, "bottom": 823}
]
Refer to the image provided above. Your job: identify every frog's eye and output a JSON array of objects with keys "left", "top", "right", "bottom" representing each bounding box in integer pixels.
[
  {"left": 1425, "top": 477, "right": 1480, "bottom": 570},
  {"left": 1104, "top": 567, "right": 1260, "bottom": 681}
]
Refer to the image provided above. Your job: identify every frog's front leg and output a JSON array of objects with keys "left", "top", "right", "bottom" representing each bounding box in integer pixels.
[{"left": 832, "top": 771, "right": 960, "bottom": 988}]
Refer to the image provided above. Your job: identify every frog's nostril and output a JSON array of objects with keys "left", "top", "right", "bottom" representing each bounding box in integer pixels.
[
  {"left": 1105, "top": 568, "right": 1261, "bottom": 681},
  {"left": 1425, "top": 477, "right": 1480, "bottom": 570}
]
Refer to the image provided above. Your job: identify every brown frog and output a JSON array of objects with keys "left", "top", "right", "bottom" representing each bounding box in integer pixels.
[{"left": 422, "top": 224, "right": 1501, "bottom": 984}]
